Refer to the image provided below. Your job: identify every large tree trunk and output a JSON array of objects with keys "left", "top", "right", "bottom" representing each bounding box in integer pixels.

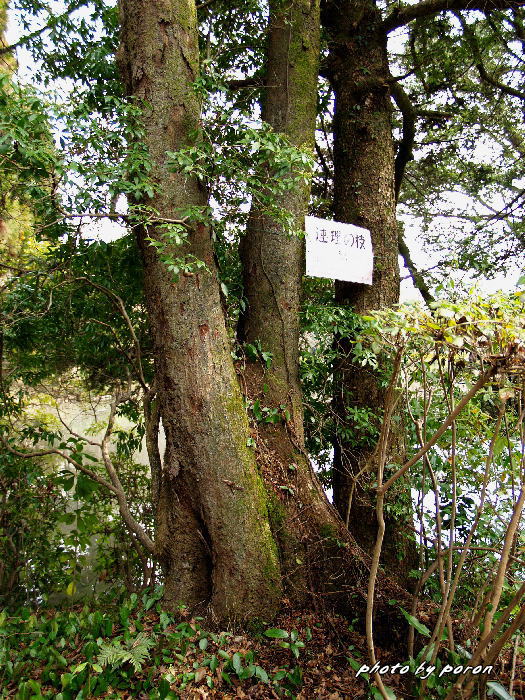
[
  {"left": 238, "top": 0, "right": 338, "bottom": 601},
  {"left": 117, "top": 0, "right": 412, "bottom": 625},
  {"left": 238, "top": 0, "right": 320, "bottom": 447},
  {"left": 323, "top": 0, "right": 417, "bottom": 586},
  {"left": 117, "top": 0, "right": 281, "bottom": 620},
  {"left": 236, "top": 0, "right": 411, "bottom": 616}
]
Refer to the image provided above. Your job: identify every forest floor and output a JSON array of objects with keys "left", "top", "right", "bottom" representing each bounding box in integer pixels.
[{"left": 0, "top": 597, "right": 522, "bottom": 699}]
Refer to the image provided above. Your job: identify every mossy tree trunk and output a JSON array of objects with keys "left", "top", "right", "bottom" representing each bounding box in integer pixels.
[
  {"left": 116, "top": 0, "right": 413, "bottom": 622},
  {"left": 0, "top": 0, "right": 18, "bottom": 258},
  {"left": 236, "top": 0, "right": 411, "bottom": 612},
  {"left": 237, "top": 0, "right": 346, "bottom": 602},
  {"left": 238, "top": 0, "right": 320, "bottom": 447},
  {"left": 117, "top": 0, "right": 281, "bottom": 620},
  {"left": 322, "top": 0, "right": 417, "bottom": 586}
]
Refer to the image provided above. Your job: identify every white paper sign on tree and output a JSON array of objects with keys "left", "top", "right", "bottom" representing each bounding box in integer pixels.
[{"left": 305, "top": 216, "right": 373, "bottom": 285}]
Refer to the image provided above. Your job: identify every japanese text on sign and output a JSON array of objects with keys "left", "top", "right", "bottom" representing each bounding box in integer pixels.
[{"left": 305, "top": 216, "right": 373, "bottom": 284}]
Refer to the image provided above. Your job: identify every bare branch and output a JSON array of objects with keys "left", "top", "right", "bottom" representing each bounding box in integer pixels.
[
  {"left": 398, "top": 230, "right": 436, "bottom": 305},
  {"left": 0, "top": 435, "right": 117, "bottom": 494},
  {"left": 391, "top": 81, "right": 416, "bottom": 201},
  {"left": 54, "top": 403, "right": 102, "bottom": 448},
  {"left": 100, "top": 391, "right": 156, "bottom": 554},
  {"left": 380, "top": 360, "right": 502, "bottom": 494},
  {"left": 58, "top": 211, "right": 191, "bottom": 229},
  {"left": 227, "top": 77, "right": 265, "bottom": 90},
  {"left": 366, "top": 348, "right": 405, "bottom": 700},
  {"left": 384, "top": 0, "right": 525, "bottom": 33}
]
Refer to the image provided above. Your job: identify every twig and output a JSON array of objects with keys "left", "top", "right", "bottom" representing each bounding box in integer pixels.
[{"left": 380, "top": 361, "right": 500, "bottom": 495}]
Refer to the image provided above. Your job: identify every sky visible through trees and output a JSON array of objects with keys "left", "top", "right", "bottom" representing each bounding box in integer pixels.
[{"left": 1, "top": 1, "right": 525, "bottom": 699}]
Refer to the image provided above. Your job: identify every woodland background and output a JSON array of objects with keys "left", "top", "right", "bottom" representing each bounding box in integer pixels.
[{"left": 1, "top": 0, "right": 525, "bottom": 698}]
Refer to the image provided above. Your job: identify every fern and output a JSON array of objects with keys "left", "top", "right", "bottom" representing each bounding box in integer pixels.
[{"left": 98, "top": 632, "right": 155, "bottom": 673}]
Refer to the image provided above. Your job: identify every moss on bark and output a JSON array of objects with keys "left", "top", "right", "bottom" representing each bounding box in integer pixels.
[
  {"left": 118, "top": 0, "right": 282, "bottom": 621},
  {"left": 323, "top": 0, "right": 418, "bottom": 588}
]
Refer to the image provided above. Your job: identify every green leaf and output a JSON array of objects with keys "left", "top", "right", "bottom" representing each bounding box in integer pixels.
[
  {"left": 399, "top": 608, "right": 431, "bottom": 637},
  {"left": 255, "top": 666, "right": 269, "bottom": 683},
  {"left": 158, "top": 678, "right": 171, "bottom": 700},
  {"left": 72, "top": 662, "right": 87, "bottom": 674},
  {"left": 371, "top": 685, "right": 396, "bottom": 700},
  {"left": 221, "top": 671, "right": 232, "bottom": 685},
  {"left": 487, "top": 682, "right": 514, "bottom": 700},
  {"left": 264, "top": 628, "right": 289, "bottom": 639},
  {"left": 347, "top": 656, "right": 368, "bottom": 680},
  {"left": 232, "top": 652, "right": 242, "bottom": 674}
]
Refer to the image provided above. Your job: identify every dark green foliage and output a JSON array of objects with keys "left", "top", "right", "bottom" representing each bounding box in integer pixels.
[
  {"left": 0, "top": 594, "right": 312, "bottom": 698},
  {"left": 2, "top": 235, "right": 149, "bottom": 390},
  {"left": 0, "top": 452, "right": 69, "bottom": 606}
]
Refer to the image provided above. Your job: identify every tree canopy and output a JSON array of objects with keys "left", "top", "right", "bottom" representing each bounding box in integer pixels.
[{"left": 1, "top": 0, "right": 525, "bottom": 698}]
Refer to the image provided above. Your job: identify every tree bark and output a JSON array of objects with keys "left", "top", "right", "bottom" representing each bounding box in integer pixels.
[
  {"left": 116, "top": 0, "right": 413, "bottom": 624},
  {"left": 117, "top": 0, "right": 281, "bottom": 620},
  {"left": 236, "top": 0, "right": 413, "bottom": 617},
  {"left": 323, "top": 0, "right": 418, "bottom": 587},
  {"left": 238, "top": 0, "right": 320, "bottom": 446},
  {"left": 237, "top": 0, "right": 347, "bottom": 602}
]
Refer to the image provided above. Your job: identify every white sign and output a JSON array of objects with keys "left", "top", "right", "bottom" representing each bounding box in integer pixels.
[{"left": 305, "top": 216, "right": 373, "bottom": 285}]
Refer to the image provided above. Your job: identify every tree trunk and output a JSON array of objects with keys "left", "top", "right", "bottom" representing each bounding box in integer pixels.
[
  {"left": 116, "top": 0, "right": 413, "bottom": 624},
  {"left": 117, "top": 0, "right": 281, "bottom": 620},
  {"left": 323, "top": 0, "right": 417, "bottom": 586},
  {"left": 238, "top": 0, "right": 339, "bottom": 601},
  {"left": 238, "top": 0, "right": 320, "bottom": 447},
  {"left": 236, "top": 0, "right": 412, "bottom": 616}
]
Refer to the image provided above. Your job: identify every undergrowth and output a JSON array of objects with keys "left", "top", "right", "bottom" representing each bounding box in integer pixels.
[{"left": 0, "top": 588, "right": 317, "bottom": 699}]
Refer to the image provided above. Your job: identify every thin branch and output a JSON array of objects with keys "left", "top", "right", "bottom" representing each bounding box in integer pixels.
[
  {"left": 391, "top": 81, "right": 416, "bottom": 202},
  {"left": 456, "top": 11, "right": 525, "bottom": 100},
  {"left": 227, "top": 77, "right": 266, "bottom": 90},
  {"left": 0, "top": 436, "right": 117, "bottom": 494},
  {"left": 88, "top": 318, "right": 139, "bottom": 384},
  {"left": 380, "top": 360, "right": 501, "bottom": 494},
  {"left": 2, "top": 389, "right": 155, "bottom": 555},
  {"left": 54, "top": 404, "right": 102, "bottom": 448},
  {"left": 420, "top": 401, "right": 505, "bottom": 696},
  {"left": 481, "top": 483, "right": 525, "bottom": 649},
  {"left": 0, "top": 0, "right": 89, "bottom": 55},
  {"left": 76, "top": 277, "right": 148, "bottom": 391},
  {"left": 100, "top": 391, "right": 156, "bottom": 554},
  {"left": 366, "top": 348, "right": 405, "bottom": 700},
  {"left": 447, "top": 584, "right": 525, "bottom": 699},
  {"left": 59, "top": 211, "right": 191, "bottom": 229},
  {"left": 415, "top": 109, "right": 454, "bottom": 119},
  {"left": 384, "top": 0, "right": 525, "bottom": 34},
  {"left": 399, "top": 231, "right": 435, "bottom": 305},
  {"left": 389, "top": 82, "right": 437, "bottom": 305}
]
